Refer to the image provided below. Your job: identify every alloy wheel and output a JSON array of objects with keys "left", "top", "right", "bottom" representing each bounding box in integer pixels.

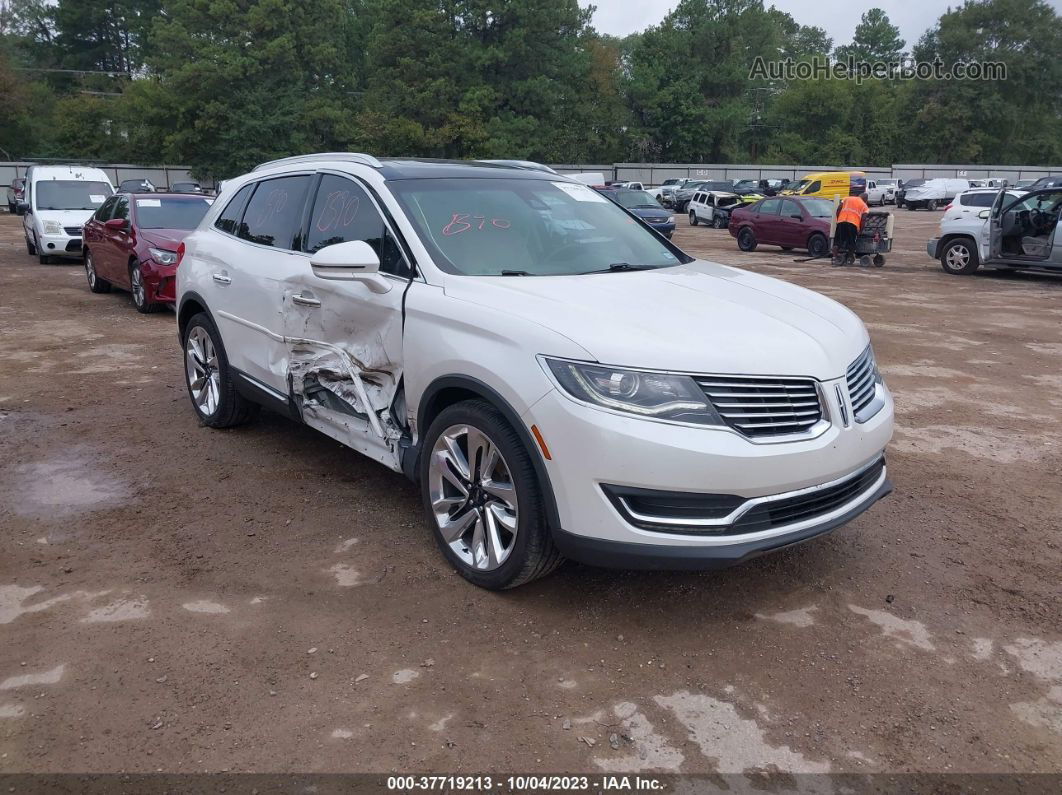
[
  {"left": 428, "top": 424, "right": 519, "bottom": 572},
  {"left": 85, "top": 254, "right": 96, "bottom": 288},
  {"left": 131, "top": 267, "right": 145, "bottom": 307},
  {"left": 945, "top": 245, "right": 970, "bottom": 271},
  {"left": 185, "top": 326, "right": 221, "bottom": 416}
]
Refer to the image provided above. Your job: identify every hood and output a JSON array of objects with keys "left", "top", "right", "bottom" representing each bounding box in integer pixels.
[
  {"left": 444, "top": 261, "right": 869, "bottom": 380},
  {"left": 627, "top": 207, "right": 672, "bottom": 221},
  {"left": 35, "top": 209, "right": 94, "bottom": 227},
  {"left": 138, "top": 228, "right": 191, "bottom": 250}
]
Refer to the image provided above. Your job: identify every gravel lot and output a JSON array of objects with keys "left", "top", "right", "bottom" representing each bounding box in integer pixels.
[{"left": 0, "top": 206, "right": 1060, "bottom": 776}]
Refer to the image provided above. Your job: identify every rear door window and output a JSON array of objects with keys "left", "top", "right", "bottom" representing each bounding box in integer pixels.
[
  {"left": 238, "top": 175, "right": 312, "bottom": 249},
  {"left": 781, "top": 199, "right": 802, "bottom": 218},
  {"left": 759, "top": 198, "right": 782, "bottom": 215},
  {"left": 215, "top": 184, "right": 254, "bottom": 235}
]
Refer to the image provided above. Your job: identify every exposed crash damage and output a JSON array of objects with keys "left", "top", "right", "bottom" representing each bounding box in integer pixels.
[{"left": 287, "top": 338, "right": 405, "bottom": 470}]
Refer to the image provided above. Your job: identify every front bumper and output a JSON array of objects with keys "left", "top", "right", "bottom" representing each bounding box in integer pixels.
[
  {"left": 650, "top": 221, "right": 676, "bottom": 238},
  {"left": 525, "top": 381, "right": 894, "bottom": 562},
  {"left": 927, "top": 238, "right": 941, "bottom": 259},
  {"left": 140, "top": 259, "right": 178, "bottom": 303},
  {"left": 38, "top": 232, "right": 83, "bottom": 257}
]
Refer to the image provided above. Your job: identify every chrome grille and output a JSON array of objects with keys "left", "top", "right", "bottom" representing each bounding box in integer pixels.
[
  {"left": 63, "top": 226, "right": 82, "bottom": 236},
  {"left": 695, "top": 375, "right": 823, "bottom": 438},
  {"left": 846, "top": 347, "right": 879, "bottom": 420}
]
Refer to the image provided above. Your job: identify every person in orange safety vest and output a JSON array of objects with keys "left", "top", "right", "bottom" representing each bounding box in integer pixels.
[{"left": 834, "top": 192, "right": 869, "bottom": 260}]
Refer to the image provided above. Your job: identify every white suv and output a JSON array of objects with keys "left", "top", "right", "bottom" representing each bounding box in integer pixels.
[{"left": 176, "top": 153, "right": 894, "bottom": 589}]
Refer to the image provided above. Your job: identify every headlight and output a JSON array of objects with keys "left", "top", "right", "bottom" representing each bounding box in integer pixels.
[
  {"left": 43, "top": 220, "right": 62, "bottom": 235},
  {"left": 544, "top": 358, "right": 723, "bottom": 426},
  {"left": 148, "top": 247, "right": 178, "bottom": 265}
]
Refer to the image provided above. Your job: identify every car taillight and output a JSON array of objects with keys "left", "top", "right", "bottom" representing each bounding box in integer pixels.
[
  {"left": 176, "top": 241, "right": 185, "bottom": 266},
  {"left": 943, "top": 204, "right": 952, "bottom": 211}
]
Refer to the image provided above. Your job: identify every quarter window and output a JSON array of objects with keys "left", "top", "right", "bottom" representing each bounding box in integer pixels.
[
  {"left": 306, "top": 174, "right": 410, "bottom": 278},
  {"left": 215, "top": 184, "right": 254, "bottom": 235},
  {"left": 239, "top": 175, "right": 311, "bottom": 250}
]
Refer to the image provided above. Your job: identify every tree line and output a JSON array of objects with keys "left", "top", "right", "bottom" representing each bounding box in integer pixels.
[{"left": 1, "top": 0, "right": 1060, "bottom": 179}]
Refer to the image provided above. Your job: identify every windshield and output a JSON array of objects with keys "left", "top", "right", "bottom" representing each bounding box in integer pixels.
[
  {"left": 614, "top": 190, "right": 662, "bottom": 209},
  {"left": 904, "top": 179, "right": 925, "bottom": 190},
  {"left": 390, "top": 178, "right": 689, "bottom": 276},
  {"left": 133, "top": 196, "right": 212, "bottom": 229},
  {"left": 800, "top": 198, "right": 834, "bottom": 218},
  {"left": 788, "top": 179, "right": 811, "bottom": 194},
  {"left": 35, "top": 180, "right": 112, "bottom": 211}
]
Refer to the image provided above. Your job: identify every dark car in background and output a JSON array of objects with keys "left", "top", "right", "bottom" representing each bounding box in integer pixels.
[
  {"left": 81, "top": 192, "right": 213, "bottom": 313},
  {"left": 118, "top": 178, "right": 158, "bottom": 193},
  {"left": 597, "top": 187, "right": 675, "bottom": 239},
  {"left": 672, "top": 180, "right": 733, "bottom": 213},
  {"left": 170, "top": 181, "right": 204, "bottom": 194},
  {"left": 728, "top": 196, "right": 832, "bottom": 257},
  {"left": 7, "top": 177, "right": 26, "bottom": 213},
  {"left": 895, "top": 178, "right": 925, "bottom": 209}
]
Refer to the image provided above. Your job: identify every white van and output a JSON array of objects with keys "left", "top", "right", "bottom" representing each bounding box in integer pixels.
[{"left": 20, "top": 165, "right": 114, "bottom": 263}]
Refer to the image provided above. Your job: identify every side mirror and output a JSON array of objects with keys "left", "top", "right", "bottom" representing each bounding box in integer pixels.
[
  {"left": 104, "top": 218, "right": 128, "bottom": 231},
  {"left": 790, "top": 213, "right": 802, "bottom": 219},
  {"left": 978, "top": 209, "right": 990, "bottom": 219},
  {"left": 17, "top": 201, "right": 30, "bottom": 215},
  {"left": 310, "top": 240, "right": 390, "bottom": 293}
]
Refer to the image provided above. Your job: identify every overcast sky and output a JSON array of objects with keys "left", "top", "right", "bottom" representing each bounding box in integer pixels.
[{"left": 579, "top": 0, "right": 1038, "bottom": 50}]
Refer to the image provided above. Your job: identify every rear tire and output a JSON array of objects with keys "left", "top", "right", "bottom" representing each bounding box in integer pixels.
[
  {"left": 940, "top": 238, "right": 980, "bottom": 275},
  {"left": 688, "top": 211, "right": 698, "bottom": 226},
  {"left": 927, "top": 199, "right": 938, "bottom": 211},
  {"left": 737, "top": 227, "right": 757, "bottom": 252},
  {"left": 85, "top": 250, "right": 112, "bottom": 293},
  {"left": 182, "top": 312, "right": 259, "bottom": 428},
  {"left": 419, "top": 400, "right": 562, "bottom": 590}
]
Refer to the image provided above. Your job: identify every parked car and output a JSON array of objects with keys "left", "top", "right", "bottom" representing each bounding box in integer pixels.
[
  {"left": 1026, "top": 175, "right": 1062, "bottom": 190},
  {"left": 118, "top": 178, "right": 158, "bottom": 193},
  {"left": 7, "top": 177, "right": 26, "bottom": 213},
  {"left": 171, "top": 181, "right": 205, "bottom": 194},
  {"left": 20, "top": 164, "right": 114, "bottom": 264},
  {"left": 1014, "top": 178, "right": 1038, "bottom": 190},
  {"left": 781, "top": 171, "right": 866, "bottom": 200},
  {"left": 83, "top": 192, "right": 214, "bottom": 312},
  {"left": 596, "top": 187, "right": 675, "bottom": 239},
  {"left": 728, "top": 196, "right": 833, "bottom": 258},
  {"left": 929, "top": 186, "right": 1062, "bottom": 276},
  {"left": 176, "top": 153, "right": 893, "bottom": 589},
  {"left": 940, "top": 188, "right": 1021, "bottom": 224},
  {"left": 673, "top": 180, "right": 733, "bottom": 213},
  {"left": 902, "top": 178, "right": 970, "bottom": 210},
  {"left": 894, "top": 178, "right": 923, "bottom": 208},
  {"left": 866, "top": 179, "right": 896, "bottom": 206},
  {"left": 688, "top": 190, "right": 753, "bottom": 229},
  {"left": 654, "top": 178, "right": 693, "bottom": 206}
]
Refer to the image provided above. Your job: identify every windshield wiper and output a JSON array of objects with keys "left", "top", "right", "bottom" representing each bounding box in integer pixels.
[
  {"left": 579, "top": 262, "right": 656, "bottom": 275},
  {"left": 500, "top": 270, "right": 531, "bottom": 276}
]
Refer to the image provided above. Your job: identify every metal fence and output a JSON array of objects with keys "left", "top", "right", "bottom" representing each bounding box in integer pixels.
[
  {"left": 0, "top": 161, "right": 212, "bottom": 190},
  {"left": 552, "top": 162, "right": 1062, "bottom": 184}
]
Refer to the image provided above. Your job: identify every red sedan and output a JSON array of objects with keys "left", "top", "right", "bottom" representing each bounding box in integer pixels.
[
  {"left": 82, "top": 192, "right": 213, "bottom": 312},
  {"left": 728, "top": 196, "right": 832, "bottom": 258}
]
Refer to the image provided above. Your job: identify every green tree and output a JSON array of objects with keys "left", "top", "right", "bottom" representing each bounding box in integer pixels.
[{"left": 835, "top": 9, "right": 905, "bottom": 62}]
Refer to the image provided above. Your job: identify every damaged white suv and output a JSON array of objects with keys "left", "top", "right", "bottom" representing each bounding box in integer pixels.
[{"left": 177, "top": 154, "right": 894, "bottom": 589}]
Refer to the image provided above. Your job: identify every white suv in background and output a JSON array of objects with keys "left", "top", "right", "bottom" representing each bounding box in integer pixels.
[
  {"left": 928, "top": 188, "right": 1021, "bottom": 274},
  {"left": 177, "top": 153, "right": 894, "bottom": 589}
]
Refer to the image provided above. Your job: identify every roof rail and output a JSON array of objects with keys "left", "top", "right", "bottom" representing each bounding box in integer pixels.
[{"left": 252, "top": 152, "right": 383, "bottom": 172}]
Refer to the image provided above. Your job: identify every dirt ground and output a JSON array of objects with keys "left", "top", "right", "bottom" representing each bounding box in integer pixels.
[{"left": 0, "top": 205, "right": 1060, "bottom": 777}]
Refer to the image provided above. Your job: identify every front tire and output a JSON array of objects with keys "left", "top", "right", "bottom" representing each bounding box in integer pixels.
[
  {"left": 420, "top": 400, "right": 562, "bottom": 590},
  {"left": 940, "top": 238, "right": 980, "bottom": 275},
  {"left": 712, "top": 215, "right": 726, "bottom": 229},
  {"left": 85, "top": 250, "right": 111, "bottom": 293},
  {"left": 130, "top": 262, "right": 162, "bottom": 313},
  {"left": 688, "top": 211, "right": 698, "bottom": 226},
  {"left": 26, "top": 235, "right": 36, "bottom": 255},
  {"left": 737, "top": 227, "right": 757, "bottom": 251},
  {"left": 182, "top": 312, "right": 259, "bottom": 428},
  {"left": 36, "top": 236, "right": 51, "bottom": 264},
  {"left": 807, "top": 233, "right": 828, "bottom": 258}
]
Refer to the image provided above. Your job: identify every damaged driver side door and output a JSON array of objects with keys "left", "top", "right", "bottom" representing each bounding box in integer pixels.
[{"left": 283, "top": 173, "right": 411, "bottom": 471}]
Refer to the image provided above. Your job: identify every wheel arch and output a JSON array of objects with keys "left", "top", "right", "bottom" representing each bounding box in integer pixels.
[
  {"left": 414, "top": 375, "right": 561, "bottom": 533},
  {"left": 177, "top": 291, "right": 213, "bottom": 343}
]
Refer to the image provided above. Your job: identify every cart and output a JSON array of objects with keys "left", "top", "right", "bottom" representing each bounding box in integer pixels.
[{"left": 829, "top": 208, "right": 894, "bottom": 267}]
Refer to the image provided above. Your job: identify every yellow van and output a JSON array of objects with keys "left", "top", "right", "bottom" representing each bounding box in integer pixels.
[{"left": 782, "top": 171, "right": 866, "bottom": 199}]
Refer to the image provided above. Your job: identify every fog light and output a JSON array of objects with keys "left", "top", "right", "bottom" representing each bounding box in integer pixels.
[{"left": 47, "top": 243, "right": 55, "bottom": 249}]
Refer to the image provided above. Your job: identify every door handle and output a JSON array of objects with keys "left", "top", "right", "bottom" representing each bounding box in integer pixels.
[
  {"left": 212, "top": 273, "right": 231, "bottom": 285},
  {"left": 291, "top": 293, "right": 321, "bottom": 308}
]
